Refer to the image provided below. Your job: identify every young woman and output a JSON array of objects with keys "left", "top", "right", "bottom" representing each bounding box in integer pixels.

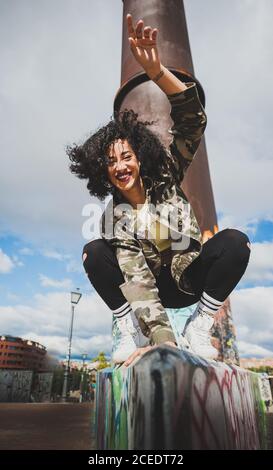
[{"left": 67, "top": 14, "right": 251, "bottom": 366}]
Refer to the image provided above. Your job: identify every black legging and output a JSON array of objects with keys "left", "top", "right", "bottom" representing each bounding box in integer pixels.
[{"left": 82, "top": 228, "right": 251, "bottom": 310}]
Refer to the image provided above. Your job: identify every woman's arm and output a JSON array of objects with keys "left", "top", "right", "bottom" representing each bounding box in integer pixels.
[
  {"left": 127, "top": 13, "right": 207, "bottom": 184},
  {"left": 115, "top": 244, "right": 176, "bottom": 346},
  {"left": 167, "top": 83, "right": 207, "bottom": 182},
  {"left": 127, "top": 13, "right": 187, "bottom": 95},
  {"left": 116, "top": 244, "right": 178, "bottom": 367}
]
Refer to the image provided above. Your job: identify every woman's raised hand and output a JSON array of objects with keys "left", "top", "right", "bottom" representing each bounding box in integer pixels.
[{"left": 127, "top": 13, "right": 161, "bottom": 75}]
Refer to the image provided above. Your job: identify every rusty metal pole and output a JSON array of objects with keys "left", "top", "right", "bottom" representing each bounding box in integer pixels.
[{"left": 114, "top": 0, "right": 239, "bottom": 364}]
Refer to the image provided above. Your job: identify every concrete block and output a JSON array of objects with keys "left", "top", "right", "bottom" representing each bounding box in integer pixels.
[{"left": 95, "top": 346, "right": 267, "bottom": 449}]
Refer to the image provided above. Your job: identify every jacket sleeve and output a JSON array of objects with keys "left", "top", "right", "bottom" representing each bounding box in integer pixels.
[
  {"left": 167, "top": 82, "right": 207, "bottom": 183},
  {"left": 114, "top": 242, "right": 176, "bottom": 346}
]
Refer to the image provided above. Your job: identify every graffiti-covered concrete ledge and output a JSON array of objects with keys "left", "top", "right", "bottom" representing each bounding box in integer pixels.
[{"left": 95, "top": 346, "right": 267, "bottom": 450}]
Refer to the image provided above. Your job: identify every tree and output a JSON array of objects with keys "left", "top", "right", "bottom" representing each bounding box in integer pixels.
[
  {"left": 90, "top": 351, "right": 110, "bottom": 370},
  {"left": 248, "top": 366, "right": 273, "bottom": 375}
]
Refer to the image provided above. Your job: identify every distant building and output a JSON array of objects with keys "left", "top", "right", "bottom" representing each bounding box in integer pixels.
[
  {"left": 60, "top": 359, "right": 83, "bottom": 371},
  {"left": 0, "top": 335, "right": 48, "bottom": 372},
  {"left": 60, "top": 359, "right": 100, "bottom": 371},
  {"left": 240, "top": 357, "right": 273, "bottom": 369}
]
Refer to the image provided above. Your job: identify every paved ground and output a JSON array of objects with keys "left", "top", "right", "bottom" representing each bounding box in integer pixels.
[
  {"left": 0, "top": 403, "right": 94, "bottom": 450},
  {"left": 0, "top": 402, "right": 271, "bottom": 450}
]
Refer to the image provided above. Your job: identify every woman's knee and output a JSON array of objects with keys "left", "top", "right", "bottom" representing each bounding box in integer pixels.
[
  {"left": 223, "top": 228, "right": 250, "bottom": 244},
  {"left": 222, "top": 228, "right": 251, "bottom": 261},
  {"left": 82, "top": 239, "right": 124, "bottom": 291},
  {"left": 82, "top": 239, "right": 109, "bottom": 271}
]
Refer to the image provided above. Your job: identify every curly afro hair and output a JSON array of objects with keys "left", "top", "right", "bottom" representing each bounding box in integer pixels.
[{"left": 67, "top": 109, "right": 174, "bottom": 201}]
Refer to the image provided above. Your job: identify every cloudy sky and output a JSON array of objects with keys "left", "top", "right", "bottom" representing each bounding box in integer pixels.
[{"left": 0, "top": 0, "right": 272, "bottom": 361}]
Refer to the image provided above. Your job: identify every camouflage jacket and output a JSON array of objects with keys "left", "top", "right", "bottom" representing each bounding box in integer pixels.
[{"left": 100, "top": 82, "right": 207, "bottom": 345}]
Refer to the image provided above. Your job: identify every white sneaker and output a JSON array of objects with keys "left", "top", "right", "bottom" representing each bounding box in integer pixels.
[
  {"left": 182, "top": 311, "right": 218, "bottom": 360},
  {"left": 112, "top": 312, "right": 150, "bottom": 364},
  {"left": 178, "top": 334, "right": 194, "bottom": 353}
]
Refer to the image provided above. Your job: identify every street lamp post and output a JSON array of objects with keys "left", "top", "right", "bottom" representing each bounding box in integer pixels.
[
  {"left": 61, "top": 289, "right": 82, "bottom": 402},
  {"left": 80, "top": 352, "right": 88, "bottom": 403}
]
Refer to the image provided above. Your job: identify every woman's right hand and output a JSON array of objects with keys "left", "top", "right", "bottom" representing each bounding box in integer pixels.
[
  {"left": 123, "top": 341, "right": 178, "bottom": 367},
  {"left": 126, "top": 13, "right": 162, "bottom": 76}
]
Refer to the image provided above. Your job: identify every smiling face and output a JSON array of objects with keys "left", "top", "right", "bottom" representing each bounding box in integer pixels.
[{"left": 106, "top": 139, "right": 142, "bottom": 193}]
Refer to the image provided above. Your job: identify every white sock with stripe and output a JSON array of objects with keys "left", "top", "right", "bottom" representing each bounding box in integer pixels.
[
  {"left": 112, "top": 301, "right": 133, "bottom": 319},
  {"left": 193, "top": 291, "right": 224, "bottom": 319}
]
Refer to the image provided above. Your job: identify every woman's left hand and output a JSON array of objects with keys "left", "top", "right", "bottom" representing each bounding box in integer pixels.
[
  {"left": 123, "top": 341, "right": 178, "bottom": 367},
  {"left": 124, "top": 345, "right": 155, "bottom": 367},
  {"left": 126, "top": 13, "right": 162, "bottom": 76}
]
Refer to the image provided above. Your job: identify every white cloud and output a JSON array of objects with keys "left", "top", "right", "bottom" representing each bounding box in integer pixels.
[
  {"left": 6, "top": 292, "right": 21, "bottom": 302},
  {"left": 217, "top": 216, "right": 263, "bottom": 240},
  {"left": 0, "top": 1, "right": 271, "bottom": 250},
  {"left": 185, "top": 0, "right": 273, "bottom": 230},
  {"left": 11, "top": 255, "right": 24, "bottom": 268},
  {"left": 0, "top": 249, "right": 15, "bottom": 273},
  {"left": 237, "top": 341, "right": 273, "bottom": 358},
  {"left": 241, "top": 241, "right": 273, "bottom": 284},
  {"left": 0, "top": 0, "right": 121, "bottom": 250},
  {"left": 65, "top": 258, "right": 84, "bottom": 274},
  {"left": 41, "top": 250, "right": 68, "bottom": 261},
  {"left": 0, "top": 290, "right": 112, "bottom": 357},
  {"left": 39, "top": 274, "right": 73, "bottom": 289},
  {"left": 23, "top": 332, "right": 112, "bottom": 358},
  {"left": 40, "top": 249, "right": 83, "bottom": 274},
  {"left": 231, "top": 286, "right": 273, "bottom": 357},
  {"left": 19, "top": 247, "right": 34, "bottom": 256}
]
